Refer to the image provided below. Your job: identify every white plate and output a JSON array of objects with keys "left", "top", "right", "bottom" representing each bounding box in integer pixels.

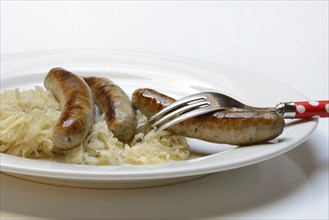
[{"left": 0, "top": 50, "right": 318, "bottom": 188}]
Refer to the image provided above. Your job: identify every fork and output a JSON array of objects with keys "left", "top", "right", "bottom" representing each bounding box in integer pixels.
[{"left": 149, "top": 92, "right": 329, "bottom": 131}]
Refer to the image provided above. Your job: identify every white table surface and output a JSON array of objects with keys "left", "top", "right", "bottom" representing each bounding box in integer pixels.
[{"left": 1, "top": 1, "right": 328, "bottom": 219}]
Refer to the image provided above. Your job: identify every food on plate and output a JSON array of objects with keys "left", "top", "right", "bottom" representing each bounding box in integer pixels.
[
  {"left": 0, "top": 67, "right": 287, "bottom": 165},
  {"left": 132, "top": 88, "right": 285, "bottom": 145},
  {"left": 44, "top": 68, "right": 95, "bottom": 151},
  {"left": 0, "top": 87, "right": 60, "bottom": 157},
  {"left": 0, "top": 70, "right": 189, "bottom": 165},
  {"left": 84, "top": 77, "right": 136, "bottom": 143}
]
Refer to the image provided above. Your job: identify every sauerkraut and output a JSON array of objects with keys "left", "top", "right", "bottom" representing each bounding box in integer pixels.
[{"left": 0, "top": 86, "right": 190, "bottom": 165}]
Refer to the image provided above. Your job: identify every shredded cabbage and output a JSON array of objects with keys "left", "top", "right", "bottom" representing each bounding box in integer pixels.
[{"left": 0, "top": 87, "right": 190, "bottom": 165}]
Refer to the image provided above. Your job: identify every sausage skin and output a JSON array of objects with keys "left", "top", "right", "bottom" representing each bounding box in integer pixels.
[
  {"left": 44, "top": 68, "right": 95, "bottom": 150},
  {"left": 132, "top": 88, "right": 285, "bottom": 146},
  {"left": 84, "top": 77, "right": 136, "bottom": 143}
]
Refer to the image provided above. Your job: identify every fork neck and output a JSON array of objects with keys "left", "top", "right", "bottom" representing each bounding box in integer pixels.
[{"left": 275, "top": 102, "right": 296, "bottom": 118}]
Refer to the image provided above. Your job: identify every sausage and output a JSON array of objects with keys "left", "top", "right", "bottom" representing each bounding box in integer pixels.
[
  {"left": 132, "top": 88, "right": 285, "bottom": 146},
  {"left": 84, "top": 77, "right": 136, "bottom": 143},
  {"left": 44, "top": 68, "right": 95, "bottom": 150}
]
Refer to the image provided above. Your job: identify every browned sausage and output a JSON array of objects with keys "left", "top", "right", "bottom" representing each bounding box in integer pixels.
[
  {"left": 84, "top": 77, "right": 136, "bottom": 143},
  {"left": 44, "top": 68, "right": 95, "bottom": 150},
  {"left": 132, "top": 88, "right": 285, "bottom": 145}
]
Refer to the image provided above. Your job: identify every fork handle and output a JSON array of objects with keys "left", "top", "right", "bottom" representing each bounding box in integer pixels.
[{"left": 277, "top": 100, "right": 329, "bottom": 118}]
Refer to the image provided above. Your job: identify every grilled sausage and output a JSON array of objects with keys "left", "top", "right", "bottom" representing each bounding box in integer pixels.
[
  {"left": 84, "top": 77, "right": 136, "bottom": 143},
  {"left": 132, "top": 88, "right": 285, "bottom": 145},
  {"left": 44, "top": 68, "right": 95, "bottom": 150}
]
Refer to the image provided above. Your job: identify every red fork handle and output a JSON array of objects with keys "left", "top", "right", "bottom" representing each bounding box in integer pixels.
[{"left": 294, "top": 100, "right": 329, "bottom": 118}]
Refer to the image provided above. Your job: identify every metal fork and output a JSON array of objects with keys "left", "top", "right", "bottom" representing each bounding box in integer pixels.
[{"left": 148, "top": 92, "right": 329, "bottom": 131}]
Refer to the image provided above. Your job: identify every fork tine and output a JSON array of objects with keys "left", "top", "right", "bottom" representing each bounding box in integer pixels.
[
  {"left": 152, "top": 100, "right": 210, "bottom": 127},
  {"left": 155, "top": 106, "right": 221, "bottom": 132},
  {"left": 149, "top": 93, "right": 207, "bottom": 122}
]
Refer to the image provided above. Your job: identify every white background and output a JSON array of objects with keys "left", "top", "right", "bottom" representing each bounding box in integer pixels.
[{"left": 1, "top": 1, "right": 328, "bottom": 219}]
